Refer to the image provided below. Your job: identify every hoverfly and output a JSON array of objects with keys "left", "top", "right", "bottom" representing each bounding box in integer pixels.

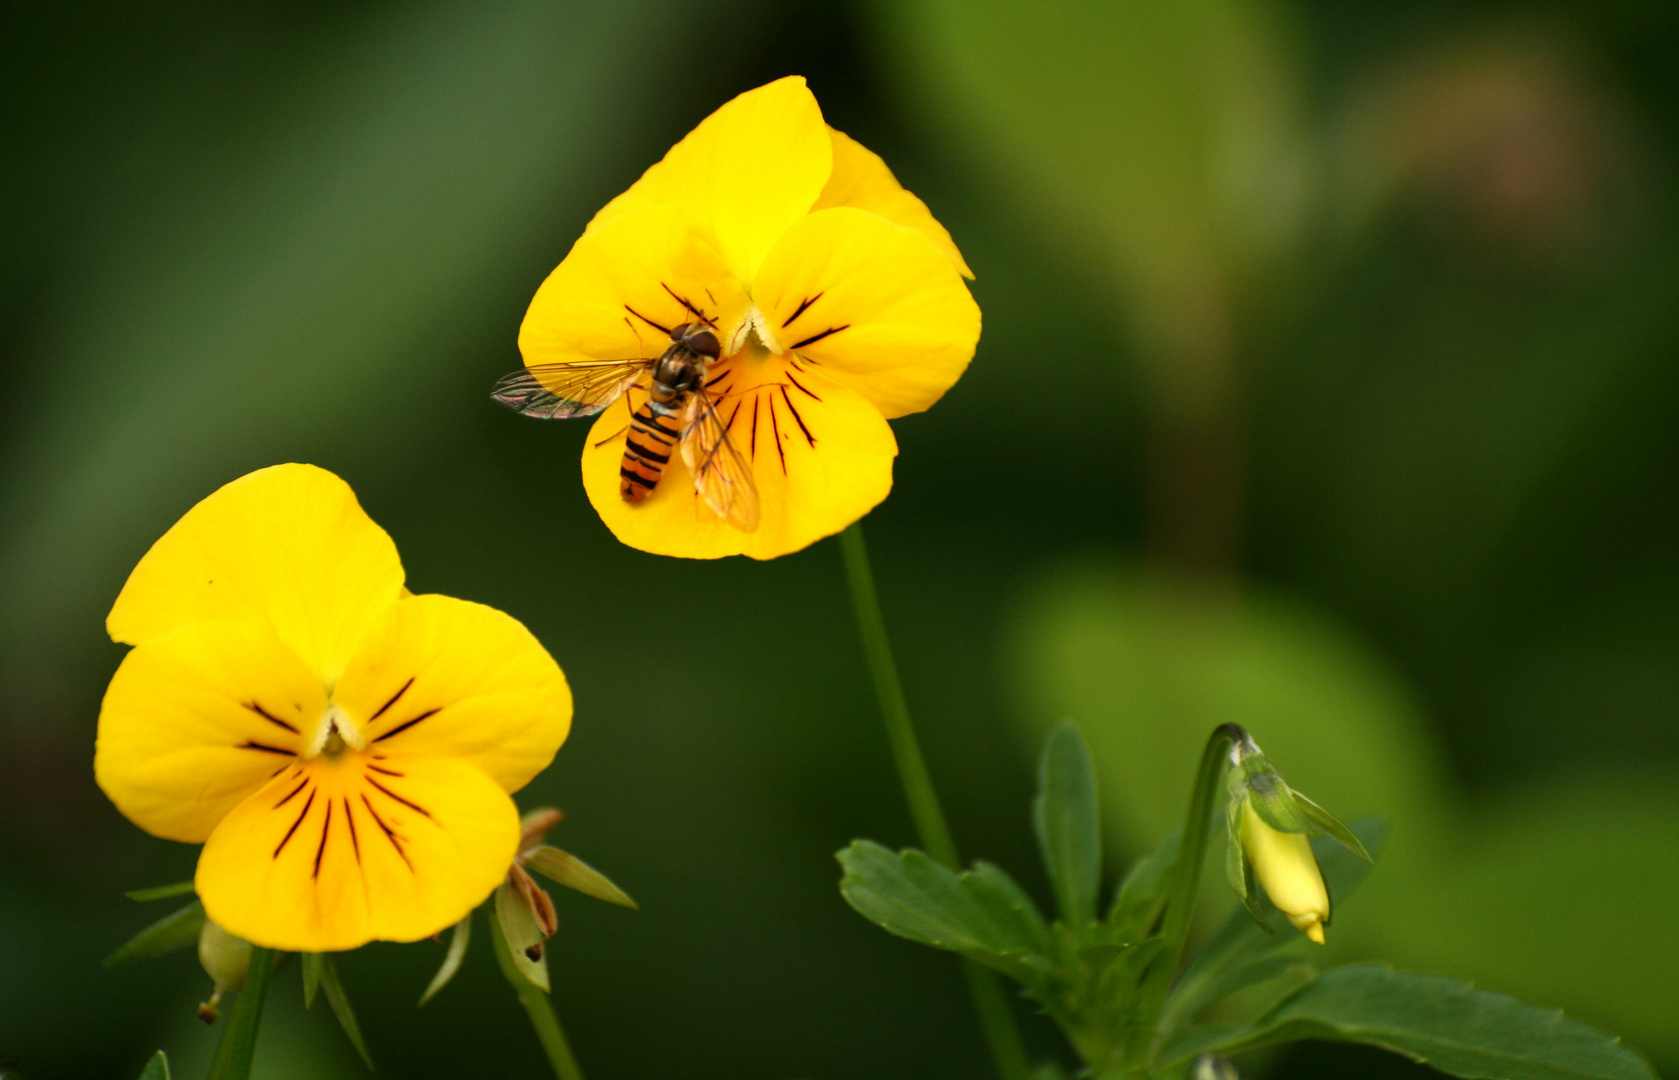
[{"left": 491, "top": 317, "right": 760, "bottom": 531}]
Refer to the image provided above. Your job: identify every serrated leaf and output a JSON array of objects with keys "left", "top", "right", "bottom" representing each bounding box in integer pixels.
[
  {"left": 418, "top": 914, "right": 472, "bottom": 1007},
  {"left": 495, "top": 881, "right": 550, "bottom": 993},
  {"left": 103, "top": 900, "right": 205, "bottom": 967},
  {"left": 125, "top": 882, "right": 196, "bottom": 902},
  {"left": 524, "top": 847, "right": 638, "bottom": 909},
  {"left": 1168, "top": 965, "right": 1659, "bottom": 1080},
  {"left": 837, "top": 841, "right": 1051, "bottom": 987},
  {"left": 1293, "top": 789, "right": 1372, "bottom": 862},
  {"left": 302, "top": 952, "right": 322, "bottom": 1009},
  {"left": 1108, "top": 828, "right": 1180, "bottom": 940},
  {"left": 1034, "top": 722, "right": 1103, "bottom": 927},
  {"left": 1164, "top": 820, "right": 1385, "bottom": 1037},
  {"left": 316, "top": 954, "right": 374, "bottom": 1071},
  {"left": 137, "top": 1050, "right": 171, "bottom": 1080}
]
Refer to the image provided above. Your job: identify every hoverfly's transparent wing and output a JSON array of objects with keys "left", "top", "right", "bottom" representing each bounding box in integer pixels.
[
  {"left": 680, "top": 390, "right": 760, "bottom": 532},
  {"left": 490, "top": 360, "right": 648, "bottom": 420}
]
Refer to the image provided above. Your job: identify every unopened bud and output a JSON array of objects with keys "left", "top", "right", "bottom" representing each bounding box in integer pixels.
[{"left": 1239, "top": 800, "right": 1329, "bottom": 943}]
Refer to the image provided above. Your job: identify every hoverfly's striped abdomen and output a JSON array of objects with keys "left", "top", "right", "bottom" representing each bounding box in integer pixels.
[{"left": 620, "top": 397, "right": 684, "bottom": 503}]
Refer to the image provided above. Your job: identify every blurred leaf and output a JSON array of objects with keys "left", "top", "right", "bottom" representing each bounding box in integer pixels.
[
  {"left": 1163, "top": 965, "right": 1660, "bottom": 1080},
  {"left": 315, "top": 954, "right": 374, "bottom": 1071},
  {"left": 418, "top": 915, "right": 473, "bottom": 1007},
  {"left": 525, "top": 847, "right": 638, "bottom": 909},
  {"left": 1107, "top": 828, "right": 1180, "bottom": 941},
  {"left": 125, "top": 882, "right": 195, "bottom": 902},
  {"left": 103, "top": 900, "right": 205, "bottom": 968},
  {"left": 837, "top": 841, "right": 1050, "bottom": 987},
  {"left": 1165, "top": 820, "right": 1386, "bottom": 1035},
  {"left": 880, "top": 0, "right": 1309, "bottom": 399},
  {"left": 494, "top": 881, "right": 550, "bottom": 993},
  {"left": 1034, "top": 722, "right": 1103, "bottom": 927},
  {"left": 302, "top": 952, "right": 322, "bottom": 1010},
  {"left": 1006, "top": 563, "right": 1447, "bottom": 860},
  {"left": 137, "top": 1051, "right": 170, "bottom": 1080}
]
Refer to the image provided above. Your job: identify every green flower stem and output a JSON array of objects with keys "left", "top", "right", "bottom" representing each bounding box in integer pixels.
[
  {"left": 489, "top": 912, "right": 586, "bottom": 1080},
  {"left": 206, "top": 946, "right": 274, "bottom": 1080},
  {"left": 839, "top": 522, "right": 1032, "bottom": 1080},
  {"left": 1129, "top": 723, "right": 1245, "bottom": 1063}
]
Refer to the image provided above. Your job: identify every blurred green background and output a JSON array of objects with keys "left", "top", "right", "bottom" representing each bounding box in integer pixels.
[{"left": 2, "top": 1, "right": 1675, "bottom": 1077}]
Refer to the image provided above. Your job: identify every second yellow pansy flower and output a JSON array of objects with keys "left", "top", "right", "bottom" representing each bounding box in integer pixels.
[
  {"left": 95, "top": 464, "right": 572, "bottom": 953},
  {"left": 517, "top": 75, "right": 979, "bottom": 559}
]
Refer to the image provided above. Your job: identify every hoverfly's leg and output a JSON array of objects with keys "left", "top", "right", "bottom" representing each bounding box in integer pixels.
[{"left": 661, "top": 282, "right": 716, "bottom": 328}]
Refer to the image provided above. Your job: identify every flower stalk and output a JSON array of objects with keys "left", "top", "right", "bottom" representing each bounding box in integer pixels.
[
  {"left": 489, "top": 911, "right": 586, "bottom": 1080},
  {"left": 1129, "top": 723, "right": 1247, "bottom": 1062},
  {"left": 838, "top": 522, "right": 1031, "bottom": 1080},
  {"left": 205, "top": 945, "right": 274, "bottom": 1080}
]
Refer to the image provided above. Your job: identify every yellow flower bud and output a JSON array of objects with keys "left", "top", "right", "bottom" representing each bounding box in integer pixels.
[{"left": 1239, "top": 800, "right": 1330, "bottom": 943}]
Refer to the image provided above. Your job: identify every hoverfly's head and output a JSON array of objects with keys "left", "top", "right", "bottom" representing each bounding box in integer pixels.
[{"left": 671, "top": 322, "right": 721, "bottom": 361}]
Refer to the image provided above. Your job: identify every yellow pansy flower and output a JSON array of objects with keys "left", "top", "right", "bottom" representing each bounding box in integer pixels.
[
  {"left": 94, "top": 464, "right": 571, "bottom": 953},
  {"left": 513, "top": 75, "right": 979, "bottom": 559}
]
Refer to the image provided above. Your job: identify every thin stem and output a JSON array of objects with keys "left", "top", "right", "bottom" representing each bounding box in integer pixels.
[
  {"left": 1128, "top": 723, "right": 1245, "bottom": 1063},
  {"left": 839, "top": 522, "right": 1032, "bottom": 1080},
  {"left": 489, "top": 914, "right": 586, "bottom": 1080},
  {"left": 206, "top": 946, "right": 274, "bottom": 1080}
]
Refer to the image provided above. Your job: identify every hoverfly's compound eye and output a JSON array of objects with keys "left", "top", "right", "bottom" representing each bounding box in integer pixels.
[
  {"left": 669, "top": 322, "right": 696, "bottom": 340},
  {"left": 685, "top": 327, "right": 721, "bottom": 359}
]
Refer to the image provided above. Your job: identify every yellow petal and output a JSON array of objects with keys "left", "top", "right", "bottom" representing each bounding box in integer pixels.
[
  {"left": 585, "top": 76, "right": 832, "bottom": 283},
  {"left": 520, "top": 204, "right": 750, "bottom": 370},
  {"left": 581, "top": 364, "right": 897, "bottom": 559},
  {"left": 753, "top": 207, "right": 981, "bottom": 419},
  {"left": 106, "top": 464, "right": 404, "bottom": 688},
  {"left": 814, "top": 127, "right": 974, "bottom": 278},
  {"left": 196, "top": 751, "right": 519, "bottom": 952},
  {"left": 330, "top": 594, "right": 571, "bottom": 794},
  {"left": 96, "top": 619, "right": 327, "bottom": 843}
]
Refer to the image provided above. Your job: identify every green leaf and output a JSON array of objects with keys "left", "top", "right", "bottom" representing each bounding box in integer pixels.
[
  {"left": 524, "top": 847, "right": 638, "bottom": 909},
  {"left": 837, "top": 841, "right": 1051, "bottom": 987},
  {"left": 1170, "top": 965, "right": 1659, "bottom": 1080},
  {"left": 418, "top": 914, "right": 473, "bottom": 1007},
  {"left": 1292, "top": 789, "right": 1372, "bottom": 862},
  {"left": 316, "top": 954, "right": 374, "bottom": 1071},
  {"left": 1107, "top": 828, "right": 1180, "bottom": 941},
  {"left": 301, "top": 952, "right": 323, "bottom": 1009},
  {"left": 1163, "top": 820, "right": 1385, "bottom": 1035},
  {"left": 494, "top": 881, "right": 550, "bottom": 993},
  {"left": 125, "top": 882, "right": 196, "bottom": 902},
  {"left": 103, "top": 900, "right": 205, "bottom": 967},
  {"left": 1034, "top": 722, "right": 1103, "bottom": 927},
  {"left": 137, "top": 1050, "right": 171, "bottom": 1080}
]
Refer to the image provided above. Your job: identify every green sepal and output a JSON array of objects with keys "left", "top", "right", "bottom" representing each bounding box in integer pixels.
[
  {"left": 104, "top": 900, "right": 205, "bottom": 967},
  {"left": 418, "top": 914, "right": 473, "bottom": 1007},
  {"left": 1033, "top": 722, "right": 1103, "bottom": 927},
  {"left": 524, "top": 847, "right": 638, "bottom": 909},
  {"left": 1230, "top": 752, "right": 1309, "bottom": 834},
  {"left": 137, "top": 1050, "right": 171, "bottom": 1080},
  {"left": 1106, "top": 828, "right": 1179, "bottom": 941},
  {"left": 1291, "top": 789, "right": 1372, "bottom": 862},
  {"left": 494, "top": 881, "right": 550, "bottom": 993},
  {"left": 836, "top": 840, "right": 1052, "bottom": 990},
  {"left": 301, "top": 952, "right": 322, "bottom": 1009},
  {"left": 125, "top": 882, "right": 196, "bottom": 902},
  {"left": 315, "top": 954, "right": 374, "bottom": 1071},
  {"left": 1163, "top": 964, "right": 1659, "bottom": 1080},
  {"left": 1239, "top": 860, "right": 1271, "bottom": 933}
]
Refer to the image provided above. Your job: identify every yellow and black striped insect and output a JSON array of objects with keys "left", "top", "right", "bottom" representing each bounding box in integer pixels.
[{"left": 491, "top": 319, "right": 760, "bottom": 531}]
